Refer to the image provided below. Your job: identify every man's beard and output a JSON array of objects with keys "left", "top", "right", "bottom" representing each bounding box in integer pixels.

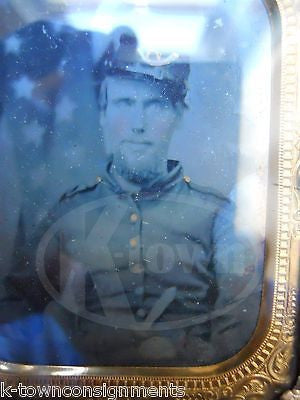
[{"left": 112, "top": 152, "right": 165, "bottom": 186}]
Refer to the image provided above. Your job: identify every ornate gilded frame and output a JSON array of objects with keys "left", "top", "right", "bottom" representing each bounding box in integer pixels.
[{"left": 0, "top": 0, "right": 299, "bottom": 399}]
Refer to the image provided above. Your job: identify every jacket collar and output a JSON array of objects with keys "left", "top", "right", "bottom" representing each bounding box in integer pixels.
[{"left": 101, "top": 158, "right": 184, "bottom": 198}]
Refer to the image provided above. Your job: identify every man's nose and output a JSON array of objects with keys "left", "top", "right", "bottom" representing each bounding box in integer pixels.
[{"left": 132, "top": 106, "right": 145, "bottom": 134}]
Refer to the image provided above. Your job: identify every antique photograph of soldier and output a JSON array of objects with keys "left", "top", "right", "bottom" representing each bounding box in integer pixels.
[
  {"left": 0, "top": 30, "right": 264, "bottom": 367},
  {"left": 0, "top": 0, "right": 270, "bottom": 367}
]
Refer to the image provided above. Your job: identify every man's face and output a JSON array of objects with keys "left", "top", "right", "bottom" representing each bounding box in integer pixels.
[{"left": 99, "top": 76, "right": 181, "bottom": 183}]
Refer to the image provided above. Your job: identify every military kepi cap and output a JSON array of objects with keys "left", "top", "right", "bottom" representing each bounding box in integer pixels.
[{"left": 94, "top": 30, "right": 190, "bottom": 104}]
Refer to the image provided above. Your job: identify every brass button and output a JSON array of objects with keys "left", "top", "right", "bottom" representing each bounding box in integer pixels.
[
  {"left": 136, "top": 308, "right": 146, "bottom": 318},
  {"left": 131, "top": 263, "right": 144, "bottom": 274},
  {"left": 130, "top": 238, "right": 138, "bottom": 248},
  {"left": 130, "top": 213, "right": 139, "bottom": 223},
  {"left": 95, "top": 176, "right": 102, "bottom": 183},
  {"left": 183, "top": 175, "right": 191, "bottom": 183}
]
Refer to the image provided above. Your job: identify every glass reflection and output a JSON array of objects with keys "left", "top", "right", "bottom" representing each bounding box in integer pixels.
[{"left": 0, "top": 0, "right": 270, "bottom": 366}]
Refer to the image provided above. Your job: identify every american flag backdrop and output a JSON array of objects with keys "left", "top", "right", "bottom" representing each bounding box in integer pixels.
[{"left": 0, "top": 21, "right": 110, "bottom": 275}]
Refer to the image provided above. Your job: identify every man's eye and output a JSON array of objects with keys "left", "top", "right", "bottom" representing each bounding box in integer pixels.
[
  {"left": 146, "top": 100, "right": 167, "bottom": 109},
  {"left": 115, "top": 99, "right": 134, "bottom": 106}
]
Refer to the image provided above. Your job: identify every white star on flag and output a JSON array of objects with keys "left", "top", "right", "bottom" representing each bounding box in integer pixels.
[
  {"left": 23, "top": 120, "right": 45, "bottom": 147},
  {"left": 213, "top": 18, "right": 223, "bottom": 29},
  {"left": 12, "top": 76, "right": 35, "bottom": 100},
  {"left": 5, "top": 35, "right": 22, "bottom": 55},
  {"left": 55, "top": 96, "right": 77, "bottom": 122}
]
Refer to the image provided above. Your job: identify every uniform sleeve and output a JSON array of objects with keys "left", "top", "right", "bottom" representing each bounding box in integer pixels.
[
  {"left": 0, "top": 195, "right": 90, "bottom": 364},
  {"left": 0, "top": 201, "right": 63, "bottom": 321},
  {"left": 209, "top": 199, "right": 265, "bottom": 362}
]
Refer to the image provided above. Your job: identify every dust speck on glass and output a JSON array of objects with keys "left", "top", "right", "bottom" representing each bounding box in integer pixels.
[{"left": 0, "top": 0, "right": 270, "bottom": 367}]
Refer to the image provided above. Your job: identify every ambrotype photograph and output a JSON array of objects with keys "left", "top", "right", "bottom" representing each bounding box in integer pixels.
[{"left": 0, "top": 0, "right": 271, "bottom": 367}]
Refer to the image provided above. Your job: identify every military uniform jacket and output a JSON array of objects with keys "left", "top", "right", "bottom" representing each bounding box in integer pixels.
[{"left": 5, "top": 160, "right": 263, "bottom": 366}]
